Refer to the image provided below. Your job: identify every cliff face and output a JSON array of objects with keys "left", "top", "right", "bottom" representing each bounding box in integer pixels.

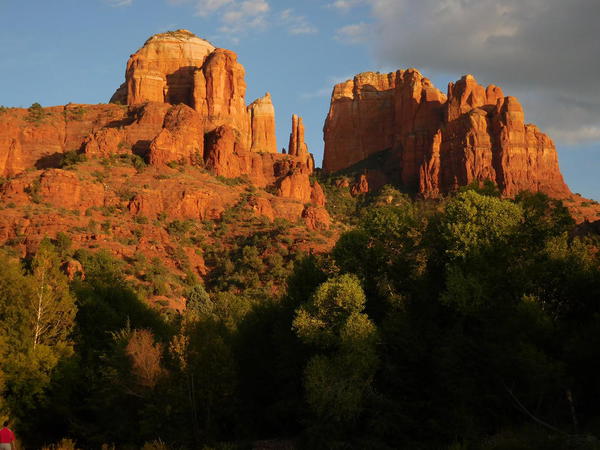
[{"left": 323, "top": 69, "right": 572, "bottom": 200}]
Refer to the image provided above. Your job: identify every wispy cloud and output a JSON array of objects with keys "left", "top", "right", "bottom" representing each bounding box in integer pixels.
[
  {"left": 328, "top": 0, "right": 365, "bottom": 11},
  {"left": 280, "top": 9, "right": 318, "bottom": 35},
  {"left": 168, "top": 1, "right": 317, "bottom": 39},
  {"left": 193, "top": 0, "right": 234, "bottom": 17},
  {"left": 218, "top": 0, "right": 270, "bottom": 33},
  {"left": 106, "top": 0, "right": 133, "bottom": 6},
  {"left": 548, "top": 126, "right": 600, "bottom": 145},
  {"left": 335, "top": 22, "right": 370, "bottom": 44}
]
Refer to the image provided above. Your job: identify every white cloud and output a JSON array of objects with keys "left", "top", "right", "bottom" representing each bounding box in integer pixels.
[
  {"left": 106, "top": 0, "right": 133, "bottom": 6},
  {"left": 193, "top": 0, "right": 234, "bottom": 16},
  {"left": 328, "top": 0, "right": 365, "bottom": 11},
  {"left": 335, "top": 22, "right": 370, "bottom": 44},
  {"left": 173, "top": 0, "right": 270, "bottom": 34},
  {"left": 171, "top": 1, "right": 317, "bottom": 38},
  {"left": 547, "top": 127, "right": 600, "bottom": 146},
  {"left": 218, "top": 0, "right": 270, "bottom": 33},
  {"left": 280, "top": 9, "right": 318, "bottom": 35}
]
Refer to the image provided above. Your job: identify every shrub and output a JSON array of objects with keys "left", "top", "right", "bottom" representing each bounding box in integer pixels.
[
  {"left": 61, "top": 150, "right": 86, "bottom": 168},
  {"left": 216, "top": 175, "right": 249, "bottom": 186},
  {"left": 26, "top": 102, "right": 47, "bottom": 123},
  {"left": 134, "top": 215, "right": 148, "bottom": 224},
  {"left": 25, "top": 178, "right": 42, "bottom": 203},
  {"left": 65, "top": 105, "right": 87, "bottom": 121}
]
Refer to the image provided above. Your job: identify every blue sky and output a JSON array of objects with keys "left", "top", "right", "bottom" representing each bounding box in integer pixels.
[{"left": 1, "top": 0, "right": 598, "bottom": 200}]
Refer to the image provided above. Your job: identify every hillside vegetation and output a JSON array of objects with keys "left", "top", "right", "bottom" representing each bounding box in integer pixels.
[{"left": 1, "top": 179, "right": 600, "bottom": 449}]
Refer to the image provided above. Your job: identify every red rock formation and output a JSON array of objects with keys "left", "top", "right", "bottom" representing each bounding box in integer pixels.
[
  {"left": 248, "top": 93, "right": 277, "bottom": 153},
  {"left": 197, "top": 48, "right": 250, "bottom": 144},
  {"left": 288, "top": 114, "right": 314, "bottom": 172},
  {"left": 83, "top": 128, "right": 127, "bottom": 158},
  {"left": 117, "top": 30, "right": 216, "bottom": 106},
  {"left": 0, "top": 30, "right": 331, "bottom": 239},
  {"left": 288, "top": 114, "right": 308, "bottom": 157},
  {"left": 302, "top": 206, "right": 331, "bottom": 231},
  {"left": 0, "top": 104, "right": 128, "bottom": 171},
  {"left": 350, "top": 174, "right": 369, "bottom": 197},
  {"left": 148, "top": 104, "right": 204, "bottom": 166},
  {"left": 276, "top": 173, "right": 312, "bottom": 204},
  {"left": 323, "top": 69, "right": 571, "bottom": 199},
  {"left": 128, "top": 187, "right": 228, "bottom": 221},
  {"left": 0, "top": 169, "right": 106, "bottom": 211},
  {"left": 204, "top": 125, "right": 249, "bottom": 179},
  {"left": 62, "top": 259, "right": 85, "bottom": 281},
  {"left": 0, "top": 138, "right": 24, "bottom": 177},
  {"left": 310, "top": 181, "right": 326, "bottom": 207},
  {"left": 249, "top": 196, "right": 275, "bottom": 221},
  {"left": 323, "top": 72, "right": 398, "bottom": 172}
]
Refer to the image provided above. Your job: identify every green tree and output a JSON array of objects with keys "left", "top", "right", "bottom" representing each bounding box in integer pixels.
[
  {"left": 293, "top": 274, "right": 378, "bottom": 429},
  {"left": 440, "top": 190, "right": 523, "bottom": 262},
  {"left": 30, "top": 240, "right": 76, "bottom": 351}
]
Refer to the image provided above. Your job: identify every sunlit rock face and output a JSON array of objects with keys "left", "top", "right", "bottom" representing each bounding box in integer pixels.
[{"left": 323, "top": 69, "right": 571, "bottom": 199}]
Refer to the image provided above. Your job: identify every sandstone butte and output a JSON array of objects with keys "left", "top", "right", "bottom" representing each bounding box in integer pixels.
[
  {"left": 0, "top": 30, "right": 328, "bottom": 228},
  {"left": 322, "top": 69, "right": 600, "bottom": 222},
  {"left": 0, "top": 30, "right": 333, "bottom": 301}
]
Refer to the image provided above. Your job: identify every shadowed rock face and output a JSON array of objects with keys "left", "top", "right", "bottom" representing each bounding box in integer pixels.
[{"left": 323, "top": 69, "right": 571, "bottom": 199}]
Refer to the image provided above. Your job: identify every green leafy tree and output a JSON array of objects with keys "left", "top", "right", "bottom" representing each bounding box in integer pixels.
[
  {"left": 293, "top": 274, "right": 378, "bottom": 428},
  {"left": 30, "top": 240, "right": 76, "bottom": 351},
  {"left": 440, "top": 190, "right": 523, "bottom": 262}
]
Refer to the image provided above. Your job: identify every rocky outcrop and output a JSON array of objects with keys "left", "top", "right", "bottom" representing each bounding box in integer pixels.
[
  {"left": 302, "top": 206, "right": 331, "bottom": 230},
  {"left": 0, "top": 138, "right": 24, "bottom": 177},
  {"left": 117, "top": 30, "right": 216, "bottom": 106},
  {"left": 112, "top": 30, "right": 253, "bottom": 148},
  {"left": 148, "top": 104, "right": 204, "bottom": 166},
  {"left": 248, "top": 93, "right": 277, "bottom": 153},
  {"left": 128, "top": 187, "right": 229, "bottom": 221},
  {"left": 204, "top": 125, "right": 248, "bottom": 179},
  {"left": 288, "top": 114, "right": 314, "bottom": 172},
  {"left": 350, "top": 174, "right": 369, "bottom": 197},
  {"left": 197, "top": 48, "right": 250, "bottom": 144},
  {"left": 288, "top": 114, "right": 307, "bottom": 157},
  {"left": 323, "top": 70, "right": 571, "bottom": 199},
  {"left": 83, "top": 128, "right": 127, "bottom": 158},
  {"left": 276, "top": 173, "right": 312, "bottom": 204},
  {"left": 310, "top": 181, "right": 326, "bottom": 207},
  {"left": 0, "top": 169, "right": 106, "bottom": 211}
]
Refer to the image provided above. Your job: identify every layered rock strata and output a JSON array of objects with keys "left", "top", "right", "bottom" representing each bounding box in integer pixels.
[
  {"left": 323, "top": 69, "right": 571, "bottom": 199},
  {"left": 0, "top": 30, "right": 329, "bottom": 229}
]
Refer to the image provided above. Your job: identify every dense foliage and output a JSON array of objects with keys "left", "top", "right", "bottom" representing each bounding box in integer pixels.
[{"left": 1, "top": 185, "right": 600, "bottom": 449}]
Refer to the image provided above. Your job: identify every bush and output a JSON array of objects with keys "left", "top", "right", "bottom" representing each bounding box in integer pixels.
[
  {"left": 215, "top": 175, "right": 249, "bottom": 186},
  {"left": 65, "top": 105, "right": 87, "bottom": 121},
  {"left": 25, "top": 177, "right": 42, "bottom": 203},
  {"left": 26, "top": 102, "right": 47, "bottom": 123},
  {"left": 61, "top": 150, "right": 87, "bottom": 168}
]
